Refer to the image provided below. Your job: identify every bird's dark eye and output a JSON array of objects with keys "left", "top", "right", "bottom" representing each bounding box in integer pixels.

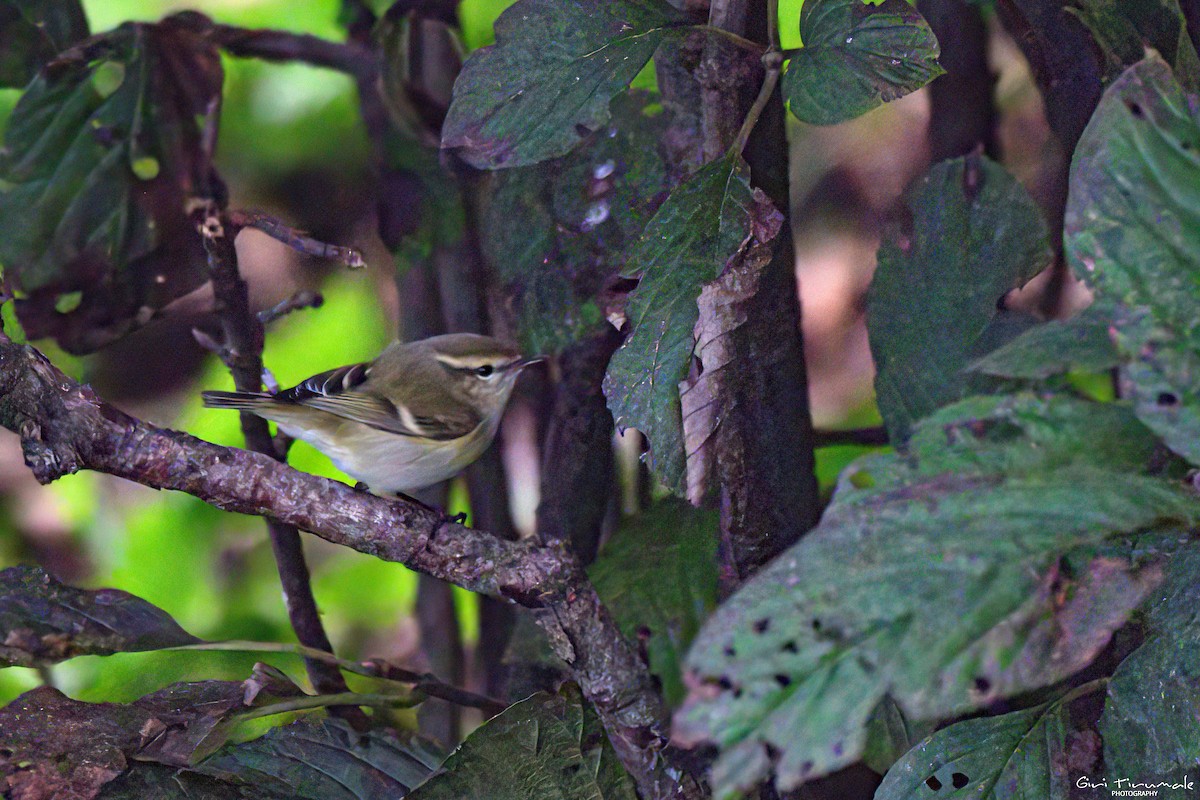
[{"left": 475, "top": 365, "right": 494, "bottom": 377}]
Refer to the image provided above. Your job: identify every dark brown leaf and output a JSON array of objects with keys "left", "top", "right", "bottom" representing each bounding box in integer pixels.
[
  {"left": 0, "top": 13, "right": 225, "bottom": 352},
  {"left": 0, "top": 565, "right": 200, "bottom": 667}
]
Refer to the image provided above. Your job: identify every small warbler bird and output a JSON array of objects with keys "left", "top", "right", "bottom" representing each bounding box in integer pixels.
[{"left": 202, "top": 333, "right": 540, "bottom": 497}]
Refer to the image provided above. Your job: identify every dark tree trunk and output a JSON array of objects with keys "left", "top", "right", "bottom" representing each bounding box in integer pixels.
[{"left": 918, "top": 0, "right": 998, "bottom": 161}]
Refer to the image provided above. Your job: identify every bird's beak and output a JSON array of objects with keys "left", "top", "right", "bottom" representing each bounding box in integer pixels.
[{"left": 511, "top": 355, "right": 546, "bottom": 371}]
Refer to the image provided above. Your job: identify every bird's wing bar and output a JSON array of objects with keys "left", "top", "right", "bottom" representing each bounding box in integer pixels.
[
  {"left": 277, "top": 362, "right": 480, "bottom": 439},
  {"left": 300, "top": 394, "right": 479, "bottom": 439},
  {"left": 278, "top": 363, "right": 371, "bottom": 402}
]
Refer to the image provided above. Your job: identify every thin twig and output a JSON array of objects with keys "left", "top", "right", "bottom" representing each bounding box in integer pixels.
[
  {"left": 206, "top": 22, "right": 377, "bottom": 81},
  {"left": 697, "top": 24, "right": 767, "bottom": 54},
  {"left": 238, "top": 691, "right": 421, "bottom": 723},
  {"left": 200, "top": 93, "right": 222, "bottom": 163},
  {"left": 229, "top": 210, "right": 365, "bottom": 268},
  {"left": 191, "top": 327, "right": 237, "bottom": 368},
  {"left": 766, "top": 0, "right": 779, "bottom": 50},
  {"left": 812, "top": 426, "right": 889, "bottom": 448},
  {"left": 200, "top": 210, "right": 364, "bottom": 726},
  {"left": 731, "top": 52, "right": 783, "bottom": 154},
  {"left": 257, "top": 290, "right": 324, "bottom": 326}
]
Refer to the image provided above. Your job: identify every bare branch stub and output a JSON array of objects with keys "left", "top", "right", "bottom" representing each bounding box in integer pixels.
[
  {"left": 257, "top": 290, "right": 325, "bottom": 326},
  {"left": 204, "top": 20, "right": 378, "bottom": 81},
  {"left": 199, "top": 210, "right": 361, "bottom": 718},
  {"left": 813, "top": 426, "right": 889, "bottom": 448},
  {"left": 228, "top": 210, "right": 365, "bottom": 268}
]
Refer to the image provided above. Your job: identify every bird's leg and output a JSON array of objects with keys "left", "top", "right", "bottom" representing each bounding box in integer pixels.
[{"left": 383, "top": 489, "right": 468, "bottom": 526}]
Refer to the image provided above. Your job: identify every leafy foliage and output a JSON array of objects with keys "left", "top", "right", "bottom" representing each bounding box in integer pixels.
[
  {"left": 198, "top": 717, "right": 441, "bottom": 799},
  {"left": 0, "top": 0, "right": 89, "bottom": 88},
  {"left": 0, "top": 683, "right": 438, "bottom": 800},
  {"left": 588, "top": 499, "right": 719, "bottom": 706},
  {"left": 603, "top": 152, "right": 771, "bottom": 493},
  {"left": 869, "top": 154, "right": 1051, "bottom": 443},
  {"left": 783, "top": 0, "right": 943, "bottom": 125},
  {"left": 1069, "top": 0, "right": 1200, "bottom": 89},
  {"left": 968, "top": 302, "right": 1118, "bottom": 380},
  {"left": 1099, "top": 545, "right": 1200, "bottom": 777},
  {"left": 0, "top": 14, "right": 223, "bottom": 353},
  {"left": 677, "top": 394, "right": 1198, "bottom": 797},
  {"left": 441, "top": 0, "right": 690, "bottom": 168},
  {"left": 481, "top": 92, "right": 671, "bottom": 354},
  {"left": 1066, "top": 56, "right": 1200, "bottom": 464},
  {"left": 408, "top": 684, "right": 637, "bottom": 800},
  {"left": 5, "top": 1, "right": 1200, "bottom": 799},
  {"left": 875, "top": 698, "right": 1074, "bottom": 800},
  {"left": 0, "top": 565, "right": 200, "bottom": 667}
]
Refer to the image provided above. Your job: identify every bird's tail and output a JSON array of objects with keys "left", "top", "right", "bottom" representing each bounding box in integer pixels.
[{"left": 201, "top": 390, "right": 275, "bottom": 410}]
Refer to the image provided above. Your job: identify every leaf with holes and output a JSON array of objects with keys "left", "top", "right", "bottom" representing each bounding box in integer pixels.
[
  {"left": 869, "top": 154, "right": 1052, "bottom": 443},
  {"left": 589, "top": 499, "right": 719, "bottom": 706},
  {"left": 875, "top": 698, "right": 1075, "bottom": 800},
  {"left": 603, "top": 152, "right": 773, "bottom": 494},
  {"left": 0, "top": 0, "right": 89, "bottom": 88},
  {"left": 0, "top": 565, "right": 200, "bottom": 667},
  {"left": 1066, "top": 56, "right": 1200, "bottom": 465},
  {"left": 677, "top": 393, "right": 1199, "bottom": 797},
  {"left": 441, "top": 0, "right": 690, "bottom": 169},
  {"left": 783, "top": 0, "right": 944, "bottom": 126},
  {"left": 408, "top": 684, "right": 637, "bottom": 800},
  {"left": 1099, "top": 544, "right": 1200, "bottom": 778},
  {"left": 0, "top": 15, "right": 224, "bottom": 353},
  {"left": 968, "top": 302, "right": 1119, "bottom": 380},
  {"left": 482, "top": 92, "right": 671, "bottom": 354}
]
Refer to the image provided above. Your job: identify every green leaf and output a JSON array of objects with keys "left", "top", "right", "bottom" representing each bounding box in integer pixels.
[
  {"left": 0, "top": 565, "right": 200, "bottom": 667},
  {"left": 441, "top": 0, "right": 689, "bottom": 169},
  {"left": 0, "top": 16, "right": 224, "bottom": 353},
  {"left": 1069, "top": 0, "right": 1200, "bottom": 91},
  {"left": 589, "top": 499, "right": 719, "bottom": 706},
  {"left": 869, "top": 154, "right": 1052, "bottom": 443},
  {"left": 1100, "top": 545, "right": 1200, "bottom": 777},
  {"left": 0, "top": 0, "right": 88, "bottom": 88},
  {"left": 1065, "top": 56, "right": 1200, "bottom": 464},
  {"left": 968, "top": 302, "right": 1119, "bottom": 380},
  {"left": 197, "top": 718, "right": 441, "bottom": 799},
  {"left": 482, "top": 92, "right": 671, "bottom": 354},
  {"left": 408, "top": 684, "right": 638, "bottom": 800},
  {"left": 677, "top": 394, "right": 1199, "bottom": 796},
  {"left": 783, "top": 0, "right": 944, "bottom": 126},
  {"left": 861, "top": 696, "right": 933, "bottom": 776},
  {"left": 875, "top": 699, "right": 1073, "bottom": 800},
  {"left": 603, "top": 152, "right": 769, "bottom": 494}
]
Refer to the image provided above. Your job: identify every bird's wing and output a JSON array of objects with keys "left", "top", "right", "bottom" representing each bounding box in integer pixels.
[{"left": 277, "top": 363, "right": 479, "bottom": 440}]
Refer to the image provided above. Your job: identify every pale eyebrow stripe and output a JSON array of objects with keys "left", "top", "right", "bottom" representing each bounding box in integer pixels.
[{"left": 435, "top": 354, "right": 509, "bottom": 369}]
